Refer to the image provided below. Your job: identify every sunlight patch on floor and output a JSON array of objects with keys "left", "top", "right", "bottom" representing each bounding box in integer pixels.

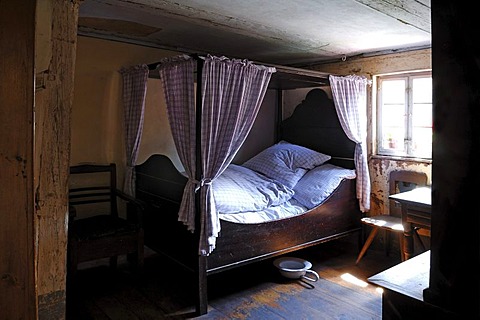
[{"left": 341, "top": 273, "right": 368, "bottom": 288}]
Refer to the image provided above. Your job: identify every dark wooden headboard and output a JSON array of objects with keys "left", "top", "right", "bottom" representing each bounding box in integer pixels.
[
  {"left": 280, "top": 88, "right": 356, "bottom": 169},
  {"left": 135, "top": 154, "right": 188, "bottom": 205}
]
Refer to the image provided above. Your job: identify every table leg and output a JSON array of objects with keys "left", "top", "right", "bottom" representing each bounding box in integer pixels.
[{"left": 403, "top": 222, "right": 414, "bottom": 260}]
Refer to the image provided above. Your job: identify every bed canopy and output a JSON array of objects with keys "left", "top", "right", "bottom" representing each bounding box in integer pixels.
[{"left": 120, "top": 54, "right": 371, "bottom": 256}]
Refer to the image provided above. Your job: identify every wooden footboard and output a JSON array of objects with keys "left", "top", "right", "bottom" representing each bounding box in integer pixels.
[
  {"left": 135, "top": 155, "right": 195, "bottom": 270},
  {"left": 135, "top": 154, "right": 362, "bottom": 276},
  {"left": 210, "top": 178, "right": 360, "bottom": 273}
]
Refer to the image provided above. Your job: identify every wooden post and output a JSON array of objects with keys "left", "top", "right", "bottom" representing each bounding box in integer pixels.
[
  {"left": 193, "top": 56, "right": 208, "bottom": 315},
  {"left": 35, "top": 1, "right": 79, "bottom": 318},
  {"left": 0, "top": 1, "right": 79, "bottom": 318},
  {"left": 0, "top": 1, "right": 37, "bottom": 319}
]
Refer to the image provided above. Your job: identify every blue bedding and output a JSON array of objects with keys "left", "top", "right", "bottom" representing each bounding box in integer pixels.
[
  {"left": 213, "top": 162, "right": 356, "bottom": 224},
  {"left": 213, "top": 164, "right": 294, "bottom": 214}
]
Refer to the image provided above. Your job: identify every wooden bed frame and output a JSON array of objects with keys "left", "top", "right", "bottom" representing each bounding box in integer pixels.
[{"left": 134, "top": 82, "right": 363, "bottom": 315}]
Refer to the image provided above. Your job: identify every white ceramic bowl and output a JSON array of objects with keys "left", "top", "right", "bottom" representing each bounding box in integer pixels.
[{"left": 273, "top": 257, "right": 319, "bottom": 282}]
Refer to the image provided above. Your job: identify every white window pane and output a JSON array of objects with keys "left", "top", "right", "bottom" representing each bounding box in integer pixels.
[
  {"left": 412, "top": 127, "right": 432, "bottom": 158},
  {"left": 382, "top": 104, "right": 405, "bottom": 126},
  {"left": 382, "top": 80, "right": 405, "bottom": 104},
  {"left": 413, "top": 103, "right": 432, "bottom": 127},
  {"left": 413, "top": 78, "right": 432, "bottom": 103}
]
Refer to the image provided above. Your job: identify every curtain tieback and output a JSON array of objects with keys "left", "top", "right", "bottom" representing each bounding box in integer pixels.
[{"left": 190, "top": 178, "right": 212, "bottom": 192}]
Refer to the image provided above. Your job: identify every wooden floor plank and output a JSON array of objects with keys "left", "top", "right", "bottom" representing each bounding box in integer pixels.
[
  {"left": 208, "top": 281, "right": 290, "bottom": 319},
  {"left": 94, "top": 295, "right": 141, "bottom": 320},
  {"left": 112, "top": 286, "right": 169, "bottom": 320},
  {"left": 269, "top": 278, "right": 381, "bottom": 319},
  {"left": 66, "top": 235, "right": 399, "bottom": 319},
  {"left": 135, "top": 273, "right": 197, "bottom": 318},
  {"left": 68, "top": 298, "right": 110, "bottom": 320}
]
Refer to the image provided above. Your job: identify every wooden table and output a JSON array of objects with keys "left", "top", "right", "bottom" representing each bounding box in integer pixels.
[
  {"left": 368, "top": 250, "right": 430, "bottom": 301},
  {"left": 368, "top": 250, "right": 456, "bottom": 319},
  {"left": 389, "top": 186, "right": 431, "bottom": 260}
]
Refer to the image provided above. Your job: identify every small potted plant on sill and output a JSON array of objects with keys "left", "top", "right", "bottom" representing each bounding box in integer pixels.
[{"left": 386, "top": 133, "right": 396, "bottom": 149}]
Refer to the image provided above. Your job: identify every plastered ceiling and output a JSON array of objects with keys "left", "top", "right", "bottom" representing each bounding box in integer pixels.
[{"left": 78, "top": 0, "right": 431, "bottom": 66}]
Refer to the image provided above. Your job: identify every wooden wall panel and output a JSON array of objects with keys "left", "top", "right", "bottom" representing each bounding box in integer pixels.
[{"left": 0, "top": 1, "right": 37, "bottom": 319}]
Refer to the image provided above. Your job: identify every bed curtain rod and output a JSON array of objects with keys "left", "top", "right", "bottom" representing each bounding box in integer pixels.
[{"left": 147, "top": 54, "right": 205, "bottom": 71}]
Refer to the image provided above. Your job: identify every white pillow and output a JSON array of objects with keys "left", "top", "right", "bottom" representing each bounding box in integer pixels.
[
  {"left": 213, "top": 164, "right": 294, "bottom": 213},
  {"left": 293, "top": 164, "right": 356, "bottom": 209},
  {"left": 243, "top": 141, "right": 331, "bottom": 189}
]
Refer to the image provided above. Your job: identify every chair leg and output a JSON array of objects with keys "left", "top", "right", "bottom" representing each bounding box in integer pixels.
[
  {"left": 66, "top": 240, "right": 79, "bottom": 315},
  {"left": 397, "top": 233, "right": 405, "bottom": 261},
  {"left": 127, "top": 231, "right": 144, "bottom": 272},
  {"left": 356, "top": 227, "right": 379, "bottom": 265},
  {"left": 67, "top": 240, "right": 78, "bottom": 288},
  {"left": 384, "top": 229, "right": 391, "bottom": 256},
  {"left": 413, "top": 228, "right": 426, "bottom": 251}
]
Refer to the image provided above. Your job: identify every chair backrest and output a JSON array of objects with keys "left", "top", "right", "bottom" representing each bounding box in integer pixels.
[
  {"left": 69, "top": 163, "right": 118, "bottom": 218},
  {"left": 389, "top": 170, "right": 428, "bottom": 216}
]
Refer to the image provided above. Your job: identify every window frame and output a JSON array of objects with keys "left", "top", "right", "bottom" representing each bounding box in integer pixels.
[{"left": 375, "top": 70, "right": 432, "bottom": 160}]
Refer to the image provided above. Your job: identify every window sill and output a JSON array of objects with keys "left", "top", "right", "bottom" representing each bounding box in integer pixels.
[{"left": 371, "top": 154, "right": 432, "bottom": 164}]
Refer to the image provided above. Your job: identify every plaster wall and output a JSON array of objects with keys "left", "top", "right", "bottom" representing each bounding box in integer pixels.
[
  {"left": 137, "top": 77, "right": 180, "bottom": 168},
  {"left": 72, "top": 37, "right": 179, "bottom": 183}
]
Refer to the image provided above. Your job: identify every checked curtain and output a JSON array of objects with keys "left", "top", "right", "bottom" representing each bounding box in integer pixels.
[
  {"left": 158, "top": 54, "right": 275, "bottom": 255},
  {"left": 329, "top": 74, "right": 371, "bottom": 212}
]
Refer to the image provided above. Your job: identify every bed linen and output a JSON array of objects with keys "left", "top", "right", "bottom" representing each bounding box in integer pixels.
[
  {"left": 212, "top": 163, "right": 294, "bottom": 214},
  {"left": 215, "top": 162, "right": 356, "bottom": 224}
]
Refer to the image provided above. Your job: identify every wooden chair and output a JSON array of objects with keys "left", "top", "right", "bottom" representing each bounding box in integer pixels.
[
  {"left": 355, "top": 170, "right": 427, "bottom": 265},
  {"left": 68, "top": 163, "right": 144, "bottom": 279}
]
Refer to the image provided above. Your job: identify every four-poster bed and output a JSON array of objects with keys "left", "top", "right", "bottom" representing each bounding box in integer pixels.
[{"left": 132, "top": 56, "right": 367, "bottom": 315}]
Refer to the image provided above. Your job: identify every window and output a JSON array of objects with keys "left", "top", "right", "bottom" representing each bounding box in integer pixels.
[{"left": 376, "top": 71, "right": 432, "bottom": 159}]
